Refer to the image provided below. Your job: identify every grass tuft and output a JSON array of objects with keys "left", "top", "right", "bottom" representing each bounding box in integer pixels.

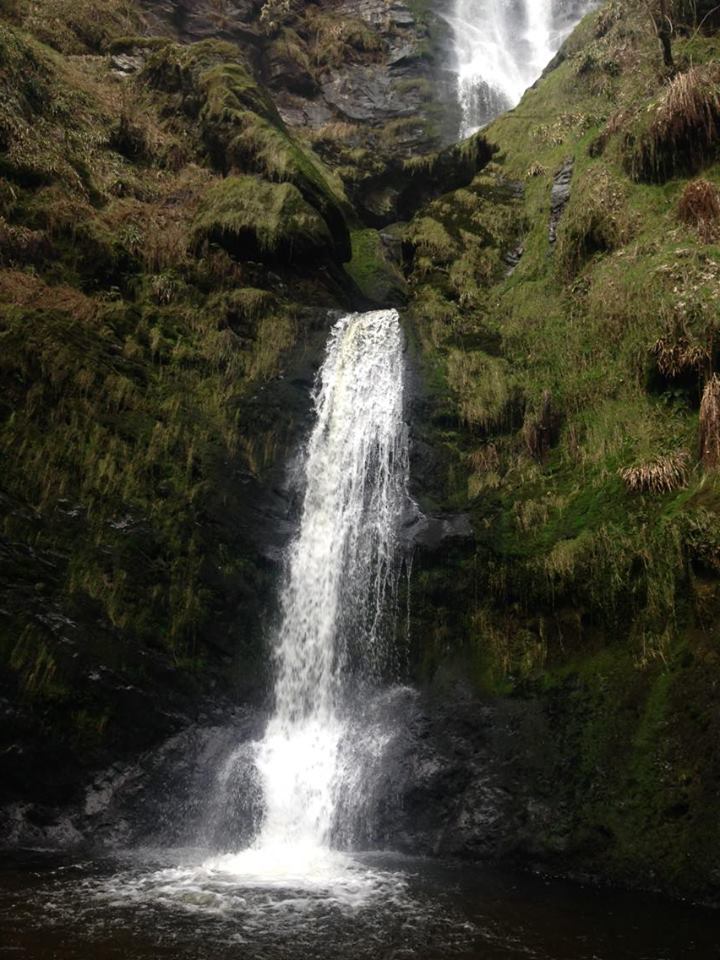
[
  {"left": 619, "top": 451, "right": 689, "bottom": 493},
  {"left": 677, "top": 177, "right": 720, "bottom": 241},
  {"left": 700, "top": 374, "right": 720, "bottom": 468},
  {"left": 624, "top": 65, "right": 720, "bottom": 181},
  {"left": 192, "top": 175, "right": 332, "bottom": 261}
]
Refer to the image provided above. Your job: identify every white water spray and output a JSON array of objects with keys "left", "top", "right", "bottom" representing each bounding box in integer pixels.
[
  {"left": 448, "top": 0, "right": 597, "bottom": 136},
  {"left": 204, "top": 308, "right": 409, "bottom": 882}
]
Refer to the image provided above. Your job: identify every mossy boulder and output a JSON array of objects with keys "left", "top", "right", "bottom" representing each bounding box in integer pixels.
[
  {"left": 345, "top": 228, "right": 407, "bottom": 306},
  {"left": 142, "top": 41, "right": 352, "bottom": 260},
  {"left": 193, "top": 175, "right": 333, "bottom": 262},
  {"left": 347, "top": 134, "right": 495, "bottom": 228}
]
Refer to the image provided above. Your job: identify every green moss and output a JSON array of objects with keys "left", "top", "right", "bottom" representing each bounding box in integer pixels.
[
  {"left": 344, "top": 228, "right": 406, "bottom": 305},
  {"left": 446, "top": 349, "right": 521, "bottom": 432},
  {"left": 406, "top": 216, "right": 457, "bottom": 262},
  {"left": 192, "top": 175, "right": 332, "bottom": 260},
  {"left": 403, "top": 0, "right": 720, "bottom": 897},
  {"left": 142, "top": 40, "right": 352, "bottom": 258},
  {"left": 555, "top": 164, "right": 633, "bottom": 276}
]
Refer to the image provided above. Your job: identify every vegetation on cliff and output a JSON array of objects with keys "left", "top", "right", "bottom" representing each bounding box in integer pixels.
[
  {"left": 0, "top": 0, "right": 362, "bottom": 774},
  {"left": 2, "top": 0, "right": 720, "bottom": 906},
  {"left": 404, "top": 0, "right": 720, "bottom": 899}
]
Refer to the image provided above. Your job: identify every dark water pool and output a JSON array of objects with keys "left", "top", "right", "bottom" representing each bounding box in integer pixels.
[{"left": 1, "top": 848, "right": 719, "bottom": 959}]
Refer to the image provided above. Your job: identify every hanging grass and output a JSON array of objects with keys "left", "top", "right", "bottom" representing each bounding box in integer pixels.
[
  {"left": 699, "top": 374, "right": 720, "bottom": 468},
  {"left": 192, "top": 175, "right": 333, "bottom": 261},
  {"left": 619, "top": 451, "right": 689, "bottom": 493},
  {"left": 652, "top": 334, "right": 711, "bottom": 378},
  {"left": 624, "top": 65, "right": 720, "bottom": 181}
]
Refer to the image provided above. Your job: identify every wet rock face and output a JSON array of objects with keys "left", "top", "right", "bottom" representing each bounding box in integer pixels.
[
  {"left": 353, "top": 689, "right": 565, "bottom": 860},
  {"left": 0, "top": 687, "right": 562, "bottom": 863},
  {"left": 0, "top": 686, "right": 578, "bottom": 902},
  {"left": 141, "top": 0, "right": 264, "bottom": 48},
  {"left": 141, "top": 0, "right": 459, "bottom": 155},
  {"left": 0, "top": 706, "right": 266, "bottom": 850},
  {"left": 400, "top": 508, "right": 474, "bottom": 552},
  {"left": 321, "top": 66, "right": 415, "bottom": 124},
  {"left": 549, "top": 157, "right": 574, "bottom": 243}
]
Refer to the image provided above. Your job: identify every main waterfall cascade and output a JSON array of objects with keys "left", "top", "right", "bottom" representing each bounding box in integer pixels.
[
  {"left": 202, "top": 308, "right": 411, "bottom": 882},
  {"left": 448, "top": 0, "right": 598, "bottom": 135},
  {"left": 252, "top": 307, "right": 410, "bottom": 859}
]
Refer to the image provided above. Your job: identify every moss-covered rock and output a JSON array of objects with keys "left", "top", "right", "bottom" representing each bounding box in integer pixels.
[
  {"left": 142, "top": 40, "right": 352, "bottom": 260},
  {"left": 193, "top": 175, "right": 333, "bottom": 261},
  {"left": 344, "top": 228, "right": 407, "bottom": 306}
]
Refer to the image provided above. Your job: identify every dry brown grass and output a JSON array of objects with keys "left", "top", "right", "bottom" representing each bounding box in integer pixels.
[
  {"left": 652, "top": 334, "right": 711, "bottom": 377},
  {"left": 619, "top": 451, "right": 688, "bottom": 493},
  {"left": 626, "top": 65, "right": 720, "bottom": 180},
  {"left": 526, "top": 161, "right": 547, "bottom": 178},
  {"left": 468, "top": 444, "right": 500, "bottom": 473},
  {"left": 677, "top": 178, "right": 720, "bottom": 242},
  {"left": 699, "top": 375, "right": 720, "bottom": 469},
  {"left": 0, "top": 269, "right": 99, "bottom": 321},
  {"left": 307, "top": 122, "right": 361, "bottom": 146},
  {"left": 23, "top": 0, "right": 141, "bottom": 54},
  {"left": 0, "top": 217, "right": 49, "bottom": 265}
]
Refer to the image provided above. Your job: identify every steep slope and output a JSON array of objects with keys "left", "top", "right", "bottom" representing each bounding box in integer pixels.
[
  {"left": 404, "top": 0, "right": 720, "bottom": 900},
  {"left": 0, "top": 0, "right": 477, "bottom": 806},
  {"left": 0, "top": 0, "right": 356, "bottom": 802}
]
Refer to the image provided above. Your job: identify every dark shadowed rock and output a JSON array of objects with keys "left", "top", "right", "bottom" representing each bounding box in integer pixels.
[
  {"left": 549, "top": 157, "right": 574, "bottom": 243},
  {"left": 401, "top": 509, "right": 474, "bottom": 551}
]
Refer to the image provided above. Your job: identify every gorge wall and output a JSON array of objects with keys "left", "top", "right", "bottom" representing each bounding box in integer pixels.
[{"left": 2, "top": 0, "right": 720, "bottom": 905}]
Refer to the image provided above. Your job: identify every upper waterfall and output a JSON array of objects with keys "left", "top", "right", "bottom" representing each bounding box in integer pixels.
[{"left": 448, "top": 0, "right": 597, "bottom": 136}]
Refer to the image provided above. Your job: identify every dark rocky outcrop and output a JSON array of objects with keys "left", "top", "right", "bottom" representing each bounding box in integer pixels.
[{"left": 548, "top": 157, "right": 574, "bottom": 243}]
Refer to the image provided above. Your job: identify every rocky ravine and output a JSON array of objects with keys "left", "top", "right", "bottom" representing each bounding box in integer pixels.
[{"left": 3, "top": 0, "right": 720, "bottom": 908}]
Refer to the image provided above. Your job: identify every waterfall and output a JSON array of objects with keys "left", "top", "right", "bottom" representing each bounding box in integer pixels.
[
  {"left": 448, "top": 0, "right": 597, "bottom": 136},
  {"left": 206, "top": 308, "right": 409, "bottom": 876}
]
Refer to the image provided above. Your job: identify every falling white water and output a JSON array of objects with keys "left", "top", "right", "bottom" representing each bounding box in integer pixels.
[
  {"left": 201, "top": 308, "right": 409, "bottom": 884},
  {"left": 448, "top": 0, "right": 597, "bottom": 136}
]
